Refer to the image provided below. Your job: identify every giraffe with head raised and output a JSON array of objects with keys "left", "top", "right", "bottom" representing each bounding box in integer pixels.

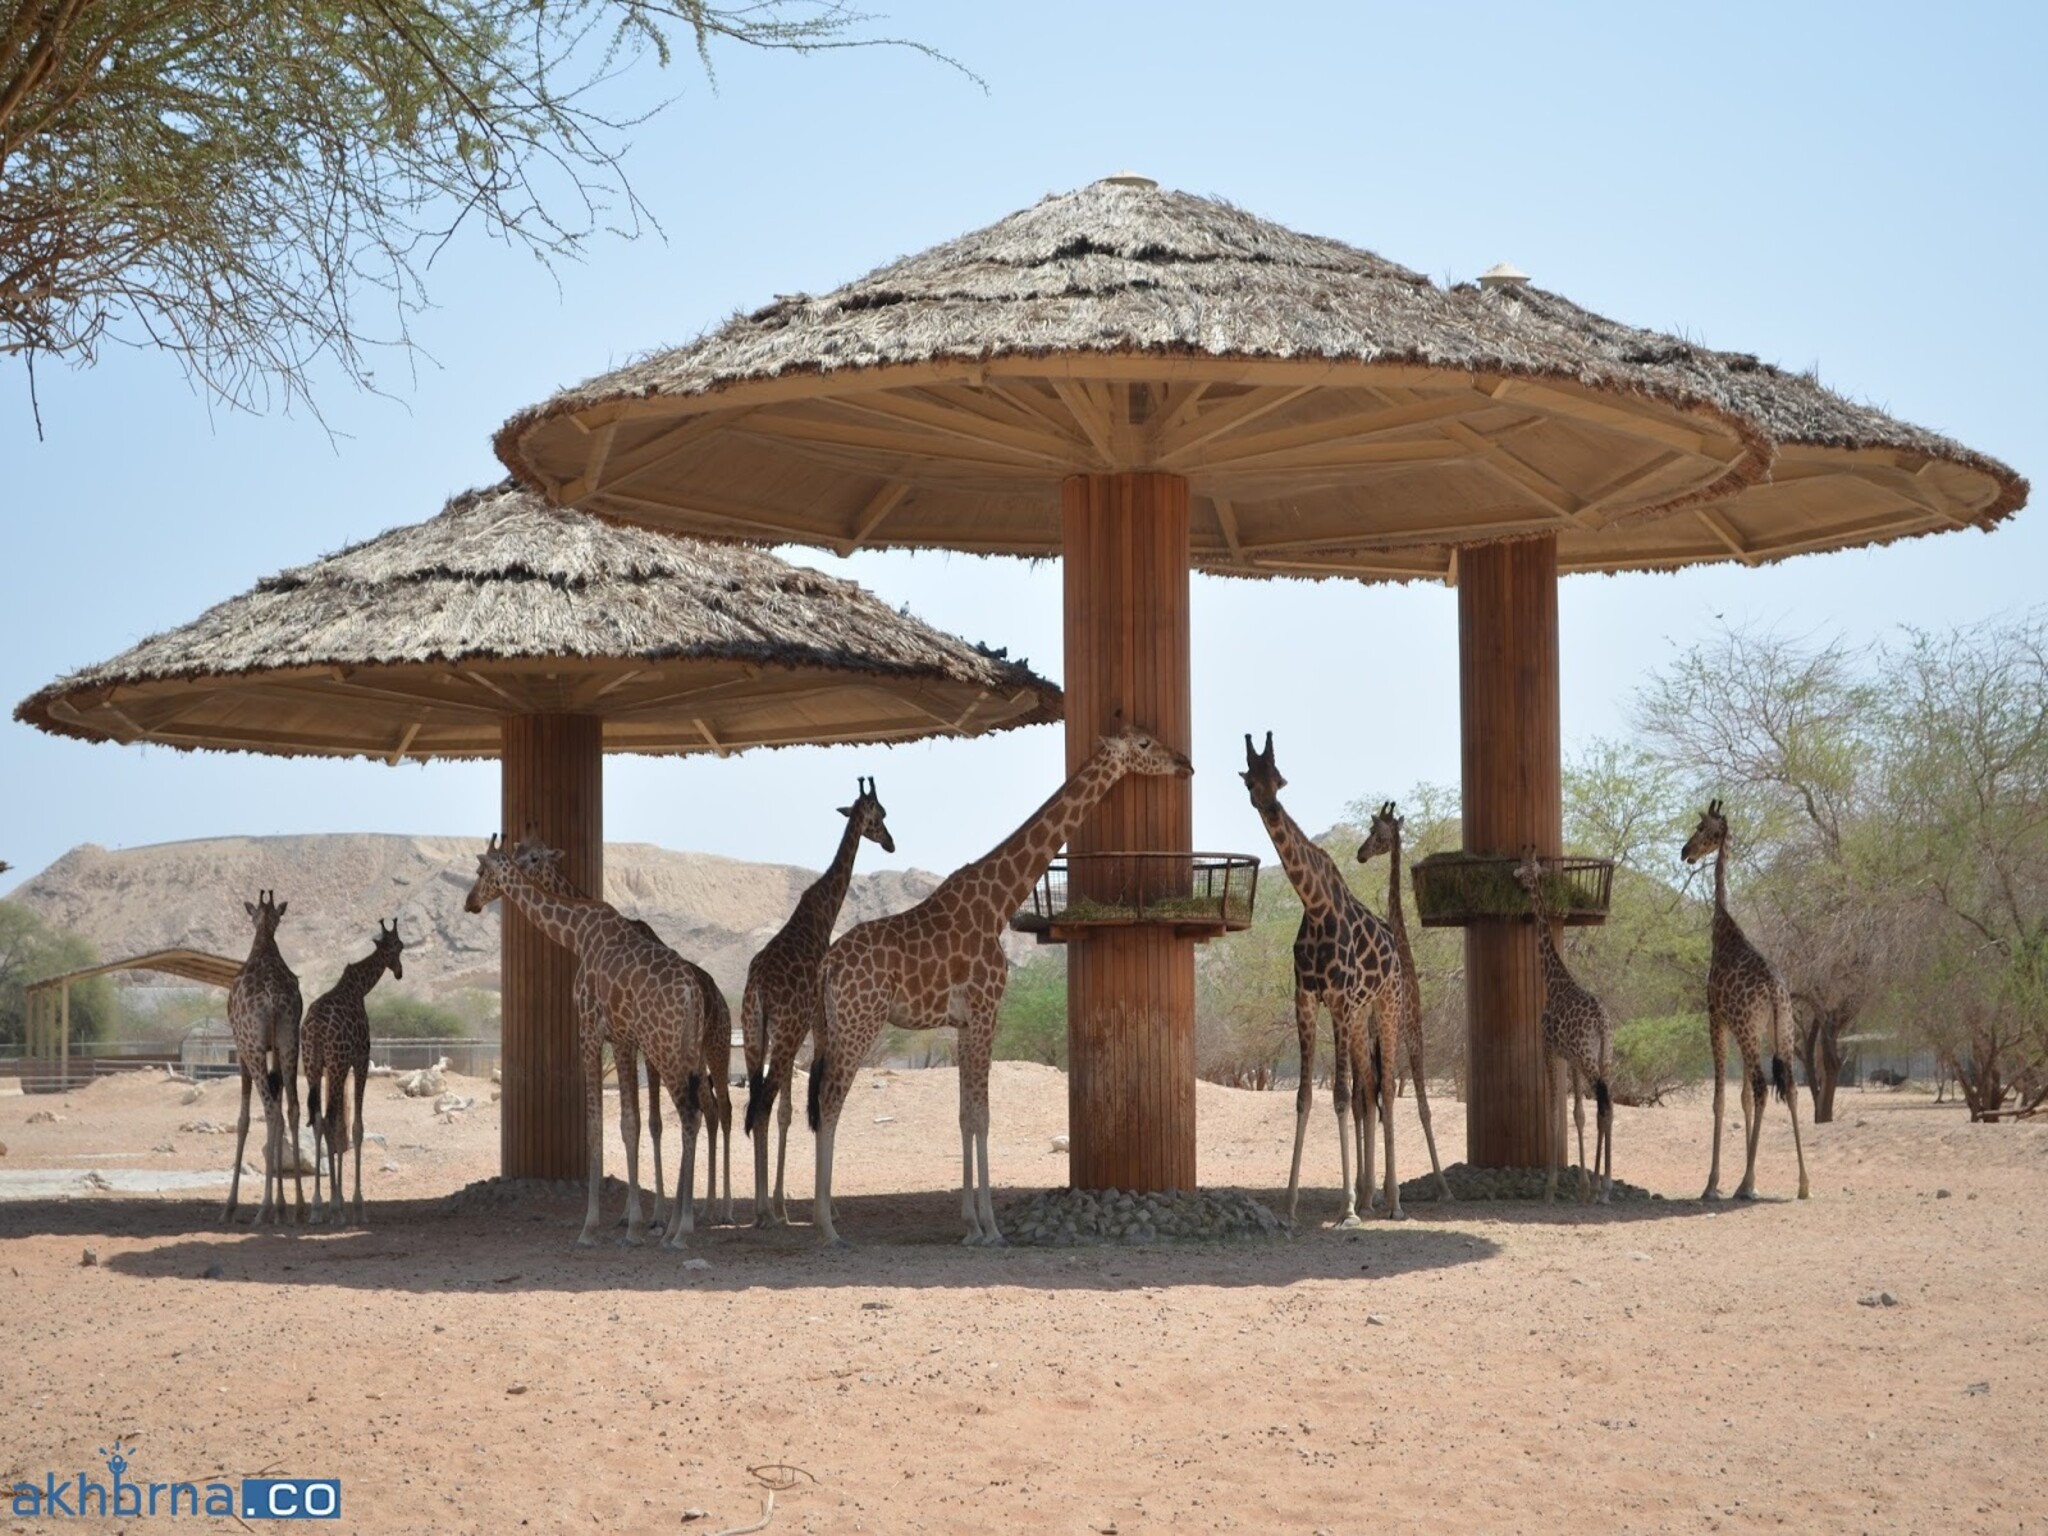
[
  {"left": 1513, "top": 851, "right": 1615, "bottom": 1204},
  {"left": 302, "top": 919, "right": 404, "bottom": 1226},
  {"left": 509, "top": 831, "right": 736, "bottom": 1230},
  {"left": 1355, "top": 801, "right": 1453, "bottom": 1203},
  {"left": 223, "top": 890, "right": 306, "bottom": 1225},
  {"left": 464, "top": 836, "right": 712, "bottom": 1248},
  {"left": 1682, "top": 800, "right": 1811, "bottom": 1201},
  {"left": 1242, "top": 734, "right": 1404, "bottom": 1224},
  {"left": 808, "top": 725, "right": 1193, "bottom": 1247},
  {"left": 742, "top": 778, "right": 893, "bottom": 1227}
]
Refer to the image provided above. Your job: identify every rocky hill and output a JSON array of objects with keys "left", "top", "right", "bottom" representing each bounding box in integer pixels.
[{"left": 7, "top": 834, "right": 1021, "bottom": 1004}]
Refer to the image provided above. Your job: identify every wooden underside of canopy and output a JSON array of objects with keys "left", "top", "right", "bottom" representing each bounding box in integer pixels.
[{"left": 512, "top": 356, "right": 2009, "bottom": 581}]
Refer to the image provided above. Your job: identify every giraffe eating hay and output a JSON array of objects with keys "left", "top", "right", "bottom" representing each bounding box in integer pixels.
[
  {"left": 464, "top": 836, "right": 712, "bottom": 1248},
  {"left": 510, "top": 831, "right": 736, "bottom": 1230},
  {"left": 742, "top": 778, "right": 893, "bottom": 1227},
  {"left": 223, "top": 890, "right": 305, "bottom": 1226},
  {"left": 1354, "top": 801, "right": 1452, "bottom": 1203},
  {"left": 1241, "top": 734, "right": 1403, "bottom": 1223},
  {"left": 1682, "top": 800, "right": 1811, "bottom": 1201},
  {"left": 1513, "top": 851, "right": 1615, "bottom": 1204},
  {"left": 808, "top": 726, "right": 1192, "bottom": 1247},
  {"left": 302, "top": 919, "right": 404, "bottom": 1226}
]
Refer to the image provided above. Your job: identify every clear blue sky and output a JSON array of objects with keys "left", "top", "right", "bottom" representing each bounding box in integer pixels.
[{"left": 3, "top": 2, "right": 2042, "bottom": 892}]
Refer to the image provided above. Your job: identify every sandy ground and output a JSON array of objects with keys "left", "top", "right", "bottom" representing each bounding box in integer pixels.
[{"left": 1, "top": 1064, "right": 2044, "bottom": 1535}]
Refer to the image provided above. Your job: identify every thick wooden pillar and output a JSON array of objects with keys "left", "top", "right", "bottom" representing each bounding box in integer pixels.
[
  {"left": 1062, "top": 473, "right": 1197, "bottom": 1192},
  {"left": 1458, "top": 536, "right": 1564, "bottom": 1169},
  {"left": 500, "top": 714, "right": 603, "bottom": 1180}
]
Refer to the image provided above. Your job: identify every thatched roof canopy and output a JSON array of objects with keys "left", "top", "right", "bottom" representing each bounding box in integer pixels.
[
  {"left": 15, "top": 485, "right": 1060, "bottom": 760},
  {"left": 497, "top": 177, "right": 1797, "bottom": 581},
  {"left": 1451, "top": 280, "right": 2025, "bottom": 572}
]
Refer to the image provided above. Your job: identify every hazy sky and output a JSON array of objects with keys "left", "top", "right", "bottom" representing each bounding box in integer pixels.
[{"left": 3, "top": 2, "right": 2042, "bottom": 894}]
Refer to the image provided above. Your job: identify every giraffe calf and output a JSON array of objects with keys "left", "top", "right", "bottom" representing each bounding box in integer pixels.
[{"left": 303, "top": 919, "right": 404, "bottom": 1226}]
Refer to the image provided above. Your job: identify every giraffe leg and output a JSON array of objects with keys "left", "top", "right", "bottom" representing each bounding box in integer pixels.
[
  {"left": 1783, "top": 1056, "right": 1811, "bottom": 1201},
  {"left": 1572, "top": 1063, "right": 1590, "bottom": 1204},
  {"left": 812, "top": 990, "right": 881, "bottom": 1249},
  {"left": 718, "top": 1081, "right": 735, "bottom": 1226},
  {"left": 1735, "top": 1050, "right": 1761, "bottom": 1201},
  {"left": 305, "top": 1062, "right": 326, "bottom": 1227},
  {"left": 224, "top": 1068, "right": 253, "bottom": 1224},
  {"left": 283, "top": 1054, "right": 306, "bottom": 1224},
  {"left": 1284, "top": 991, "right": 1317, "bottom": 1224},
  {"left": 750, "top": 1026, "right": 778, "bottom": 1226},
  {"left": 1409, "top": 1030, "right": 1452, "bottom": 1202},
  {"left": 576, "top": 1031, "right": 607, "bottom": 1248},
  {"left": 256, "top": 1068, "right": 281, "bottom": 1227},
  {"left": 663, "top": 1075, "right": 702, "bottom": 1249},
  {"left": 1596, "top": 1077, "right": 1613, "bottom": 1205},
  {"left": 1375, "top": 995, "right": 1402, "bottom": 1219},
  {"left": 1703, "top": 1020, "right": 1728, "bottom": 1200},
  {"left": 646, "top": 1061, "right": 669, "bottom": 1233},
  {"left": 1545, "top": 1053, "right": 1564, "bottom": 1206},
  {"left": 1329, "top": 1003, "right": 1361, "bottom": 1229},
  {"left": 615, "top": 1039, "right": 645, "bottom": 1244},
  {"left": 957, "top": 1010, "right": 1001, "bottom": 1245},
  {"left": 772, "top": 1052, "right": 797, "bottom": 1225},
  {"left": 350, "top": 1065, "right": 368, "bottom": 1224}
]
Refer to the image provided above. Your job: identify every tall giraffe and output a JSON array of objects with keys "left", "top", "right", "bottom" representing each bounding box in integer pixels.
[
  {"left": 302, "top": 919, "right": 404, "bottom": 1226},
  {"left": 1355, "top": 801, "right": 1452, "bottom": 1203},
  {"left": 1242, "top": 734, "right": 1403, "bottom": 1223},
  {"left": 509, "top": 832, "right": 736, "bottom": 1230},
  {"left": 808, "top": 726, "right": 1192, "bottom": 1247},
  {"left": 1513, "top": 852, "right": 1615, "bottom": 1204},
  {"left": 742, "top": 778, "right": 894, "bottom": 1227},
  {"left": 223, "top": 891, "right": 305, "bottom": 1226},
  {"left": 1682, "top": 801, "right": 1811, "bottom": 1201},
  {"left": 464, "top": 837, "right": 712, "bottom": 1248}
]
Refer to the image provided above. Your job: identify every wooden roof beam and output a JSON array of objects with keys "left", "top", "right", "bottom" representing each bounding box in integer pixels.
[{"left": 836, "top": 481, "right": 912, "bottom": 555}]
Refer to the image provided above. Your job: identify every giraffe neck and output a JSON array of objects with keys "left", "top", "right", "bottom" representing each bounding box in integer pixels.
[
  {"left": 795, "top": 813, "right": 867, "bottom": 937},
  {"left": 969, "top": 751, "right": 1130, "bottom": 919},
  {"left": 1711, "top": 842, "right": 1743, "bottom": 951},
  {"left": 1386, "top": 832, "right": 1417, "bottom": 974},
  {"left": 246, "top": 929, "right": 289, "bottom": 975},
  {"left": 334, "top": 951, "right": 390, "bottom": 1004},
  {"left": 492, "top": 863, "right": 604, "bottom": 954},
  {"left": 1527, "top": 882, "right": 1574, "bottom": 994},
  {"left": 1257, "top": 800, "right": 1344, "bottom": 914}
]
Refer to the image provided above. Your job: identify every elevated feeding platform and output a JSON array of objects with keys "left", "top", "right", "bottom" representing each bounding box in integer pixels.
[{"left": 1012, "top": 852, "right": 1260, "bottom": 944}]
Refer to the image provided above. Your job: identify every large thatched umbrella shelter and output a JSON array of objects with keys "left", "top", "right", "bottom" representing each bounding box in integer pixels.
[
  {"left": 16, "top": 484, "right": 1060, "bottom": 1179},
  {"left": 495, "top": 176, "right": 2024, "bottom": 1186}
]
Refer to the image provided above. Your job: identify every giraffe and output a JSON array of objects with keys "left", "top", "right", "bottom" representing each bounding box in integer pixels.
[
  {"left": 1241, "top": 734, "right": 1403, "bottom": 1224},
  {"left": 509, "top": 831, "right": 736, "bottom": 1230},
  {"left": 1512, "top": 851, "right": 1615, "bottom": 1204},
  {"left": 302, "top": 919, "right": 403, "bottom": 1226},
  {"left": 808, "top": 725, "right": 1192, "bottom": 1247},
  {"left": 223, "top": 890, "right": 306, "bottom": 1226},
  {"left": 1682, "top": 800, "right": 1811, "bottom": 1201},
  {"left": 464, "top": 836, "right": 711, "bottom": 1247},
  {"left": 1355, "top": 801, "right": 1453, "bottom": 1203},
  {"left": 742, "top": 778, "right": 894, "bottom": 1227}
]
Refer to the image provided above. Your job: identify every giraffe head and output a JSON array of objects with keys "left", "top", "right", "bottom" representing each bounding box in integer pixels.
[
  {"left": 838, "top": 776, "right": 896, "bottom": 854},
  {"left": 461, "top": 834, "right": 517, "bottom": 914},
  {"left": 1239, "top": 731, "right": 1287, "bottom": 812},
  {"left": 1512, "top": 847, "right": 1548, "bottom": 897},
  {"left": 242, "top": 889, "right": 288, "bottom": 938},
  {"left": 1681, "top": 800, "right": 1729, "bottom": 865},
  {"left": 370, "top": 918, "right": 406, "bottom": 982},
  {"left": 510, "top": 828, "right": 572, "bottom": 894},
  {"left": 1097, "top": 724, "right": 1193, "bottom": 781},
  {"left": 1355, "top": 800, "right": 1403, "bottom": 863}
]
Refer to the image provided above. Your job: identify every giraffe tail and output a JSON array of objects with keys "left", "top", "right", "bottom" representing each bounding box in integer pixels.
[
  {"left": 744, "top": 1067, "right": 773, "bottom": 1138},
  {"left": 307, "top": 1074, "right": 321, "bottom": 1125},
  {"left": 806, "top": 1053, "right": 827, "bottom": 1133},
  {"left": 1593, "top": 1077, "right": 1611, "bottom": 1117},
  {"left": 1768, "top": 988, "right": 1796, "bottom": 1104},
  {"left": 1771, "top": 1055, "right": 1795, "bottom": 1105}
]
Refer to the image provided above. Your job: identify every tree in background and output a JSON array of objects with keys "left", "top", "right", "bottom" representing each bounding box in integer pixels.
[
  {"left": 993, "top": 950, "right": 1065, "bottom": 1068},
  {"left": 1636, "top": 624, "right": 1879, "bottom": 1121},
  {"left": 2, "top": 0, "right": 959, "bottom": 415},
  {"left": 0, "top": 899, "right": 116, "bottom": 1047}
]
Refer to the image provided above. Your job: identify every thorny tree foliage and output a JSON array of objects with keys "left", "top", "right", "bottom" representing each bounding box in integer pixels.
[{"left": 0, "top": 0, "right": 961, "bottom": 417}]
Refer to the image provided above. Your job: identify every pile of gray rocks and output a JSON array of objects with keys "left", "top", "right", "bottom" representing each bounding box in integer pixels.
[
  {"left": 440, "top": 1174, "right": 632, "bottom": 1213},
  {"left": 999, "top": 1187, "right": 1288, "bottom": 1246},
  {"left": 1397, "top": 1162, "right": 1658, "bottom": 1203}
]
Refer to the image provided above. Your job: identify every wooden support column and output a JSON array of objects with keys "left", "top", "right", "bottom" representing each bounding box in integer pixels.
[
  {"left": 500, "top": 714, "right": 603, "bottom": 1180},
  {"left": 1458, "top": 535, "right": 1564, "bottom": 1169},
  {"left": 1062, "top": 472, "right": 1197, "bottom": 1192}
]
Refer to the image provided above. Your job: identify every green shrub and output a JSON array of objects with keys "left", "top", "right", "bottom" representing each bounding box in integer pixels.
[{"left": 1609, "top": 1013, "right": 1711, "bottom": 1106}]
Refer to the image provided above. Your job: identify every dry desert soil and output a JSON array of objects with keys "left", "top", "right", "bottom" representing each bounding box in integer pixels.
[{"left": 1, "top": 1065, "right": 2044, "bottom": 1535}]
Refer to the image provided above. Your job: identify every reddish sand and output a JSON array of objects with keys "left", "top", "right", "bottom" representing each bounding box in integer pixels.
[{"left": 2, "top": 1064, "right": 2043, "bottom": 1534}]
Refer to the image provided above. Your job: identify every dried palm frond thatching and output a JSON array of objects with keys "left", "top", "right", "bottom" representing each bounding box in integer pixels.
[{"left": 15, "top": 484, "right": 1060, "bottom": 760}]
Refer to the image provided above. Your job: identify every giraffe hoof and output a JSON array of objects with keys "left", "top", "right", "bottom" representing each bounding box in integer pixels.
[
  {"left": 1700, "top": 1188, "right": 1722, "bottom": 1202},
  {"left": 574, "top": 1234, "right": 599, "bottom": 1250},
  {"left": 1734, "top": 1188, "right": 1758, "bottom": 1202},
  {"left": 1385, "top": 1206, "right": 1406, "bottom": 1222},
  {"left": 1337, "top": 1213, "right": 1365, "bottom": 1231}
]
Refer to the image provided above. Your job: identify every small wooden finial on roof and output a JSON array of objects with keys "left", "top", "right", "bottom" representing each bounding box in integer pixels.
[
  {"left": 1100, "top": 170, "right": 1158, "bottom": 189},
  {"left": 1479, "top": 261, "right": 1531, "bottom": 291}
]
